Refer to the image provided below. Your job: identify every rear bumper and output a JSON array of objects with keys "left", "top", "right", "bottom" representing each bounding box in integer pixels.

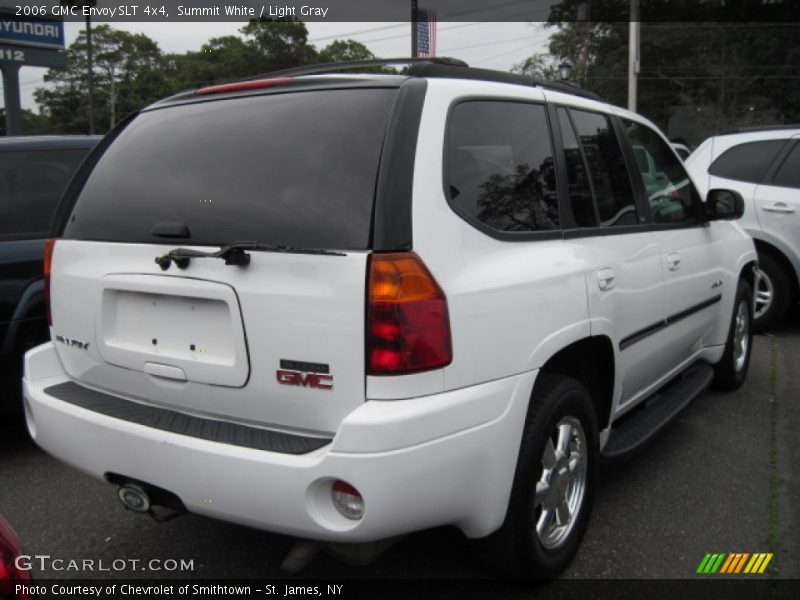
[{"left": 24, "top": 342, "right": 535, "bottom": 542}]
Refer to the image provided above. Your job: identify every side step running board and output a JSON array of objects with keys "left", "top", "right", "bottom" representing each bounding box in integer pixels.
[{"left": 602, "top": 363, "right": 714, "bottom": 461}]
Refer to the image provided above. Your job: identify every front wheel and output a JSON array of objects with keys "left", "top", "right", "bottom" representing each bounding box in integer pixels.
[
  {"left": 753, "top": 252, "right": 793, "bottom": 332},
  {"left": 713, "top": 280, "right": 753, "bottom": 391},
  {"left": 472, "top": 373, "right": 598, "bottom": 578}
]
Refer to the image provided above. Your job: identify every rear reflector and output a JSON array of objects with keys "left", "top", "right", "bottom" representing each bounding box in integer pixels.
[
  {"left": 44, "top": 238, "right": 56, "bottom": 327},
  {"left": 367, "top": 252, "right": 452, "bottom": 375},
  {"left": 331, "top": 480, "right": 364, "bottom": 520},
  {"left": 195, "top": 77, "right": 294, "bottom": 95}
]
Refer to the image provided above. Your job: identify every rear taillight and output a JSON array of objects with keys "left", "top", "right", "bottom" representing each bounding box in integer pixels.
[
  {"left": 0, "top": 516, "right": 32, "bottom": 599},
  {"left": 44, "top": 238, "right": 56, "bottom": 327},
  {"left": 367, "top": 252, "right": 452, "bottom": 375}
]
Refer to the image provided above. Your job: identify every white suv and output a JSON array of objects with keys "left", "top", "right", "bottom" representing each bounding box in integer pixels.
[
  {"left": 23, "top": 59, "right": 757, "bottom": 577},
  {"left": 686, "top": 126, "right": 800, "bottom": 330}
]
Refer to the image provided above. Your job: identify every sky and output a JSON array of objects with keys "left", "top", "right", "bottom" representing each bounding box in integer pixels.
[{"left": 10, "top": 21, "right": 552, "bottom": 111}]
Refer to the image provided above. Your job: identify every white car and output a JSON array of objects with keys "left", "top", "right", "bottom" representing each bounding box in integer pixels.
[
  {"left": 23, "top": 58, "right": 756, "bottom": 578},
  {"left": 687, "top": 126, "right": 800, "bottom": 330}
]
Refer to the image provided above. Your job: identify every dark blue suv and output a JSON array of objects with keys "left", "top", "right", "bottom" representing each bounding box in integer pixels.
[{"left": 1, "top": 136, "right": 99, "bottom": 414}]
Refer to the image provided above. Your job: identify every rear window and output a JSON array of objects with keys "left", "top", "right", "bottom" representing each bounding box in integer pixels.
[
  {"left": 64, "top": 88, "right": 398, "bottom": 250},
  {"left": 0, "top": 148, "right": 89, "bottom": 238},
  {"left": 708, "top": 139, "right": 786, "bottom": 184}
]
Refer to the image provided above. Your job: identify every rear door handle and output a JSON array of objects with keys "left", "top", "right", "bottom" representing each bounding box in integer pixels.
[
  {"left": 666, "top": 252, "right": 681, "bottom": 271},
  {"left": 597, "top": 268, "right": 616, "bottom": 291},
  {"left": 762, "top": 202, "right": 795, "bottom": 214}
]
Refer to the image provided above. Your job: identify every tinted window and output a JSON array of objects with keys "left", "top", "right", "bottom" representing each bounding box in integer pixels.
[
  {"left": 65, "top": 89, "right": 397, "bottom": 250},
  {"left": 446, "top": 101, "right": 559, "bottom": 233},
  {"left": 570, "top": 110, "right": 637, "bottom": 226},
  {"left": 771, "top": 142, "right": 800, "bottom": 189},
  {"left": 709, "top": 140, "right": 786, "bottom": 183},
  {"left": 624, "top": 119, "right": 701, "bottom": 224},
  {"left": 0, "top": 149, "right": 88, "bottom": 238},
  {"left": 557, "top": 108, "right": 596, "bottom": 227}
]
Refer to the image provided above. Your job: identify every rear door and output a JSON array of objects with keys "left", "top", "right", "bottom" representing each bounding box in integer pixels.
[
  {"left": 753, "top": 138, "right": 800, "bottom": 258},
  {"left": 52, "top": 87, "right": 400, "bottom": 435}
]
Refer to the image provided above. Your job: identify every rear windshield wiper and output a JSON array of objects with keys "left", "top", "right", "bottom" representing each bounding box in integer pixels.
[{"left": 155, "top": 241, "right": 345, "bottom": 270}]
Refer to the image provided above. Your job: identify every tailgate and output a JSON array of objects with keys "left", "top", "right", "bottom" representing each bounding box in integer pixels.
[{"left": 50, "top": 240, "right": 367, "bottom": 435}]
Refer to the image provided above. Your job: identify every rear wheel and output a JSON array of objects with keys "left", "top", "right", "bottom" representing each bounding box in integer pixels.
[
  {"left": 472, "top": 373, "right": 598, "bottom": 578},
  {"left": 753, "top": 252, "right": 793, "bottom": 332},
  {"left": 713, "top": 280, "right": 753, "bottom": 391}
]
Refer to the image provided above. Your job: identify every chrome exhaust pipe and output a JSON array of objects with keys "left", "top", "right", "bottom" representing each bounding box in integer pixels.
[{"left": 117, "top": 483, "right": 151, "bottom": 513}]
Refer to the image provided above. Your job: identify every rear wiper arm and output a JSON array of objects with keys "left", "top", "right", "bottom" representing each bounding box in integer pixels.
[{"left": 155, "top": 242, "right": 345, "bottom": 270}]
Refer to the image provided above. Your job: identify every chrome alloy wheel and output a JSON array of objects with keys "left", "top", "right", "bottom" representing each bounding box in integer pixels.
[
  {"left": 534, "top": 416, "right": 588, "bottom": 549},
  {"left": 733, "top": 298, "right": 750, "bottom": 372},
  {"left": 754, "top": 270, "right": 774, "bottom": 320}
]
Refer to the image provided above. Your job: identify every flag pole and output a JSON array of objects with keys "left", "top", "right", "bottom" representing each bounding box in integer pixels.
[{"left": 411, "top": 0, "right": 419, "bottom": 58}]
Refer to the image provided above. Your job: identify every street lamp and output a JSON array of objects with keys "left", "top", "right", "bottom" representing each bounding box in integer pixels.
[{"left": 558, "top": 60, "right": 573, "bottom": 82}]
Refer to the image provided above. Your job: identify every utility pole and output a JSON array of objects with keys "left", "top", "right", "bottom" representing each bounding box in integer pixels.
[
  {"left": 628, "top": 0, "right": 640, "bottom": 112},
  {"left": 411, "top": 0, "right": 418, "bottom": 58},
  {"left": 85, "top": 14, "right": 95, "bottom": 135}
]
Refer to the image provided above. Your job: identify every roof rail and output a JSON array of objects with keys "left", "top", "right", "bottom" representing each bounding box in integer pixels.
[
  {"left": 245, "top": 57, "right": 469, "bottom": 80},
  {"left": 717, "top": 123, "right": 800, "bottom": 136},
  {"left": 405, "top": 62, "right": 602, "bottom": 101},
  {"left": 241, "top": 57, "right": 601, "bottom": 102}
]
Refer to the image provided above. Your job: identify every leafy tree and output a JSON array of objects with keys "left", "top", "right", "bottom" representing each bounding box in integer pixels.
[
  {"left": 522, "top": 17, "right": 800, "bottom": 143},
  {"left": 34, "top": 24, "right": 170, "bottom": 133},
  {"left": 240, "top": 18, "right": 318, "bottom": 71},
  {"left": 0, "top": 108, "right": 53, "bottom": 135},
  {"left": 317, "top": 40, "right": 375, "bottom": 63},
  {"left": 166, "top": 36, "right": 266, "bottom": 90}
]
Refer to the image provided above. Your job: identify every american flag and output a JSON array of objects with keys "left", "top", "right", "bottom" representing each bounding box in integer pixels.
[{"left": 416, "top": 9, "right": 437, "bottom": 58}]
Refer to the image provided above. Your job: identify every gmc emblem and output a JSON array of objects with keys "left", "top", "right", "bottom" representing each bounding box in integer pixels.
[{"left": 276, "top": 369, "right": 333, "bottom": 390}]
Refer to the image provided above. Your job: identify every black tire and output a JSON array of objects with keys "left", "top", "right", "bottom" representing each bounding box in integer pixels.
[
  {"left": 713, "top": 279, "right": 753, "bottom": 391},
  {"left": 753, "top": 252, "right": 793, "bottom": 333},
  {"left": 472, "top": 373, "right": 599, "bottom": 579}
]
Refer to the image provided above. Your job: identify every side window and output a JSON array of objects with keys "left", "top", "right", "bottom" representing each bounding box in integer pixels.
[
  {"left": 771, "top": 142, "right": 800, "bottom": 189},
  {"left": 557, "top": 108, "right": 596, "bottom": 227},
  {"left": 709, "top": 140, "right": 786, "bottom": 184},
  {"left": 446, "top": 100, "right": 559, "bottom": 234},
  {"left": 569, "top": 109, "right": 638, "bottom": 227},
  {"left": 0, "top": 149, "right": 88, "bottom": 238},
  {"left": 624, "top": 119, "right": 702, "bottom": 224}
]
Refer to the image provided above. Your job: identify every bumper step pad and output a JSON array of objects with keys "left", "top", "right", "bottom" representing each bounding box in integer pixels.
[
  {"left": 602, "top": 363, "right": 714, "bottom": 461},
  {"left": 43, "top": 381, "right": 332, "bottom": 455}
]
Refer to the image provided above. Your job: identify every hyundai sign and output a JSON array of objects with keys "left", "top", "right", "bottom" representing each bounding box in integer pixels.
[{"left": 0, "top": 14, "right": 65, "bottom": 50}]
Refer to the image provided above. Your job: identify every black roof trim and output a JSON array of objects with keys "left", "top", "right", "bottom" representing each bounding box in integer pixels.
[
  {"left": 718, "top": 124, "right": 800, "bottom": 136},
  {"left": 172, "top": 57, "right": 601, "bottom": 104},
  {"left": 406, "top": 62, "right": 603, "bottom": 101},
  {"left": 251, "top": 56, "right": 468, "bottom": 79}
]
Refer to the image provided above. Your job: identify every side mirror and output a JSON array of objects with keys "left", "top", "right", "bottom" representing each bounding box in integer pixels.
[{"left": 705, "top": 189, "right": 745, "bottom": 220}]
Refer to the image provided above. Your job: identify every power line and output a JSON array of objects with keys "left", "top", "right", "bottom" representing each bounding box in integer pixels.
[{"left": 439, "top": 29, "right": 551, "bottom": 55}]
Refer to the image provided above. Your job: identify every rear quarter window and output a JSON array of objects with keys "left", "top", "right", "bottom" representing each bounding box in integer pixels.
[
  {"left": 445, "top": 100, "right": 559, "bottom": 235},
  {"left": 64, "top": 88, "right": 398, "bottom": 250},
  {"left": 708, "top": 139, "right": 787, "bottom": 184}
]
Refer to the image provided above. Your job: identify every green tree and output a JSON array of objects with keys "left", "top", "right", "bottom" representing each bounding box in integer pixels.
[
  {"left": 317, "top": 39, "right": 375, "bottom": 63},
  {"left": 34, "top": 25, "right": 170, "bottom": 133},
  {"left": 166, "top": 35, "right": 266, "bottom": 90},
  {"left": 0, "top": 108, "right": 53, "bottom": 135},
  {"left": 240, "top": 18, "right": 318, "bottom": 71}
]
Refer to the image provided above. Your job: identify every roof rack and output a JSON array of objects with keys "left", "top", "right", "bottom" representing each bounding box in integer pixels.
[
  {"left": 717, "top": 123, "right": 800, "bottom": 136},
  {"left": 246, "top": 57, "right": 468, "bottom": 80},
  {"left": 244, "top": 57, "right": 602, "bottom": 102}
]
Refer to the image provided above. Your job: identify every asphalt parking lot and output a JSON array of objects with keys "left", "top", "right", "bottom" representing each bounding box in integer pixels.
[{"left": 1, "top": 307, "right": 798, "bottom": 582}]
